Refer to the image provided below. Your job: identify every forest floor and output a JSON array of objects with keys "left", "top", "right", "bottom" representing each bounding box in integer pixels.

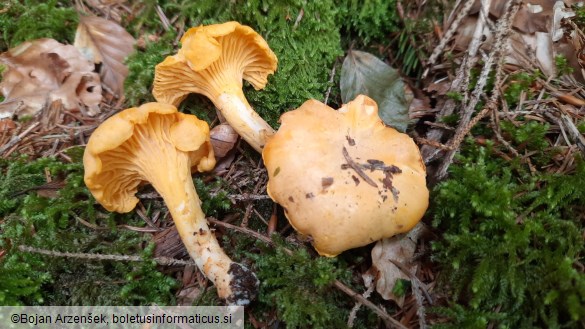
[{"left": 0, "top": 0, "right": 584, "bottom": 328}]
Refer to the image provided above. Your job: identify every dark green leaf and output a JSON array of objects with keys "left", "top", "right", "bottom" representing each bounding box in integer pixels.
[{"left": 340, "top": 50, "right": 411, "bottom": 132}]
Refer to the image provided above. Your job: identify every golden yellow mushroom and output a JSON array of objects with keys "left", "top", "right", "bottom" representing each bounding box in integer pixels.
[
  {"left": 83, "top": 102, "right": 258, "bottom": 305},
  {"left": 263, "top": 95, "right": 429, "bottom": 257},
  {"left": 153, "top": 21, "right": 278, "bottom": 152}
]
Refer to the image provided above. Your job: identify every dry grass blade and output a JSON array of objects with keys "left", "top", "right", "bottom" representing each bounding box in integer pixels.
[{"left": 75, "top": 15, "right": 135, "bottom": 98}]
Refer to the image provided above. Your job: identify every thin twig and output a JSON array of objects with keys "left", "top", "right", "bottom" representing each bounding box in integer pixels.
[
  {"left": 347, "top": 278, "right": 375, "bottom": 328},
  {"left": 0, "top": 122, "right": 40, "bottom": 155},
  {"left": 342, "top": 147, "right": 378, "bottom": 187},
  {"left": 324, "top": 60, "right": 338, "bottom": 105},
  {"left": 227, "top": 194, "right": 271, "bottom": 201},
  {"left": 155, "top": 5, "right": 171, "bottom": 32},
  {"left": 435, "top": 0, "right": 521, "bottom": 180},
  {"left": 388, "top": 259, "right": 432, "bottom": 329},
  {"left": 422, "top": 0, "right": 475, "bottom": 78},
  {"left": 241, "top": 160, "right": 267, "bottom": 227},
  {"left": 414, "top": 137, "right": 452, "bottom": 151},
  {"left": 388, "top": 259, "right": 433, "bottom": 305},
  {"left": 17, "top": 245, "right": 196, "bottom": 266},
  {"left": 333, "top": 280, "right": 408, "bottom": 329}
]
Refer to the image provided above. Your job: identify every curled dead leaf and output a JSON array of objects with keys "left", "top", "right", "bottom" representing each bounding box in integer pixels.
[
  {"left": 0, "top": 38, "right": 102, "bottom": 119},
  {"left": 368, "top": 223, "right": 426, "bottom": 307},
  {"left": 74, "top": 15, "right": 135, "bottom": 98},
  {"left": 210, "top": 123, "right": 239, "bottom": 157}
]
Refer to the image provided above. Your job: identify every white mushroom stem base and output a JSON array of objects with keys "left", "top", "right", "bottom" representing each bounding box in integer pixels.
[{"left": 216, "top": 90, "right": 275, "bottom": 153}]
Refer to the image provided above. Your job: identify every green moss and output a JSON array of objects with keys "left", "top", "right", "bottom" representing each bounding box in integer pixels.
[
  {"left": 124, "top": 32, "right": 176, "bottom": 106},
  {"left": 124, "top": 0, "right": 343, "bottom": 126},
  {"left": 251, "top": 237, "right": 349, "bottom": 329},
  {"left": 431, "top": 143, "right": 585, "bottom": 328},
  {"left": 194, "top": 177, "right": 231, "bottom": 217},
  {"left": 0, "top": 0, "right": 78, "bottom": 50},
  {"left": 504, "top": 72, "right": 535, "bottom": 107},
  {"left": 337, "top": 0, "right": 399, "bottom": 44},
  {"left": 500, "top": 120, "right": 556, "bottom": 167},
  {"left": 0, "top": 156, "right": 177, "bottom": 305},
  {"left": 555, "top": 54, "right": 574, "bottom": 76},
  {"left": 214, "top": 0, "right": 344, "bottom": 126}
]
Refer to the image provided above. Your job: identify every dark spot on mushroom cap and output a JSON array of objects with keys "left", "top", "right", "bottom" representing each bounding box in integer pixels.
[
  {"left": 273, "top": 167, "right": 281, "bottom": 177},
  {"left": 351, "top": 175, "right": 360, "bottom": 186},
  {"left": 288, "top": 196, "right": 294, "bottom": 203},
  {"left": 321, "top": 177, "right": 334, "bottom": 189},
  {"left": 367, "top": 159, "right": 384, "bottom": 166},
  {"left": 388, "top": 165, "right": 402, "bottom": 174},
  {"left": 396, "top": 224, "right": 404, "bottom": 229},
  {"left": 199, "top": 228, "right": 207, "bottom": 235},
  {"left": 346, "top": 135, "right": 356, "bottom": 146},
  {"left": 306, "top": 192, "right": 314, "bottom": 199}
]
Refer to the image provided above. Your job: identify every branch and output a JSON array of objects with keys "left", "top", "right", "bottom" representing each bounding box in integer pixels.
[{"left": 17, "top": 245, "right": 195, "bottom": 266}]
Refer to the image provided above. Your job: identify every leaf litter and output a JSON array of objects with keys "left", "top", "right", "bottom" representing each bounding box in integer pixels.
[
  {"left": 74, "top": 15, "right": 135, "bottom": 98},
  {"left": 0, "top": 38, "right": 102, "bottom": 119},
  {"left": 0, "top": 1, "right": 585, "bottom": 326}
]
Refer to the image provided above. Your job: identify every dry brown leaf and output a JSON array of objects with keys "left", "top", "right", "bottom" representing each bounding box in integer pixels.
[
  {"left": 425, "top": 80, "right": 451, "bottom": 95},
  {"left": 75, "top": 15, "right": 135, "bottom": 98},
  {"left": 210, "top": 123, "right": 239, "bottom": 158},
  {"left": 470, "top": 0, "right": 561, "bottom": 33},
  {"left": 177, "top": 285, "right": 202, "bottom": 306},
  {"left": 455, "top": 1, "right": 579, "bottom": 78},
  {"left": 368, "top": 223, "right": 426, "bottom": 307},
  {"left": 0, "top": 38, "right": 102, "bottom": 119}
]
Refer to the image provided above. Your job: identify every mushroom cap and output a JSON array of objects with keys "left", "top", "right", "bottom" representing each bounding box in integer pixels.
[
  {"left": 83, "top": 102, "right": 215, "bottom": 213},
  {"left": 263, "top": 95, "right": 428, "bottom": 256},
  {"left": 153, "top": 21, "right": 278, "bottom": 106}
]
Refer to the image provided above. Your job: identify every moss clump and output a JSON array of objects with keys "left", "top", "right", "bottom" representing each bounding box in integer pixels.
[
  {"left": 251, "top": 237, "right": 350, "bottom": 329},
  {"left": 124, "top": 32, "right": 176, "bottom": 106},
  {"left": 125, "top": 0, "right": 343, "bottom": 126},
  {"left": 503, "top": 72, "right": 536, "bottom": 107},
  {"left": 432, "top": 141, "right": 585, "bottom": 328},
  {"left": 225, "top": 0, "right": 343, "bottom": 126},
  {"left": 337, "top": 0, "right": 399, "bottom": 44},
  {"left": 0, "top": 157, "right": 177, "bottom": 305},
  {"left": 0, "top": 0, "right": 78, "bottom": 50},
  {"left": 194, "top": 177, "right": 231, "bottom": 217}
]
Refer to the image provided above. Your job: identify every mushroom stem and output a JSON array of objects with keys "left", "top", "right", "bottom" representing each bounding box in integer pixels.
[
  {"left": 151, "top": 157, "right": 258, "bottom": 305},
  {"left": 215, "top": 89, "right": 275, "bottom": 152}
]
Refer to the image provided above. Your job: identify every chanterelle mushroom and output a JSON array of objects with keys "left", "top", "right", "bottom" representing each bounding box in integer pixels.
[
  {"left": 153, "top": 21, "right": 278, "bottom": 152},
  {"left": 83, "top": 102, "right": 258, "bottom": 305},
  {"left": 262, "top": 95, "right": 429, "bottom": 257}
]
